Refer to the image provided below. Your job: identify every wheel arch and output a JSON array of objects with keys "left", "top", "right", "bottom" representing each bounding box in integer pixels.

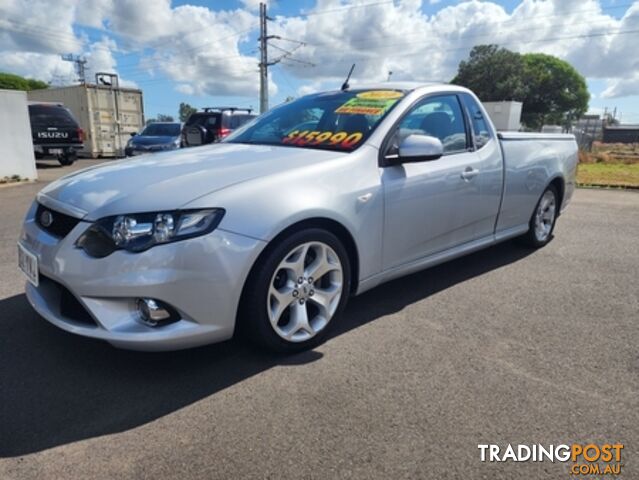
[
  {"left": 234, "top": 217, "right": 360, "bottom": 339},
  {"left": 240, "top": 216, "right": 360, "bottom": 300},
  {"left": 268, "top": 217, "right": 358, "bottom": 293},
  {"left": 548, "top": 176, "right": 565, "bottom": 214}
]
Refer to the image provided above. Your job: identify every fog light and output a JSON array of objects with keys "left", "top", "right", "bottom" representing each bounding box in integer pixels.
[{"left": 136, "top": 298, "right": 175, "bottom": 326}]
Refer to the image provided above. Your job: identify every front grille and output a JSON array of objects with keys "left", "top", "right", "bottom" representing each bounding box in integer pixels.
[{"left": 35, "top": 203, "right": 82, "bottom": 238}]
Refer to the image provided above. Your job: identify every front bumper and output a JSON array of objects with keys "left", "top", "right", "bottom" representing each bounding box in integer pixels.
[{"left": 20, "top": 202, "right": 266, "bottom": 351}]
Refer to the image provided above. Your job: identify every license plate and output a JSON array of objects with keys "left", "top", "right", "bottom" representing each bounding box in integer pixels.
[
  {"left": 48, "top": 148, "right": 63, "bottom": 155},
  {"left": 18, "top": 243, "right": 39, "bottom": 287}
]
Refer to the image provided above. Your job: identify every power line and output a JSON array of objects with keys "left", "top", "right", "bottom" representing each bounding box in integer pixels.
[
  {"left": 283, "top": 27, "right": 639, "bottom": 70},
  {"left": 297, "top": 12, "right": 629, "bottom": 53},
  {"left": 299, "top": 1, "right": 394, "bottom": 17},
  {"left": 276, "top": 64, "right": 299, "bottom": 98},
  {"left": 116, "top": 50, "right": 257, "bottom": 75}
]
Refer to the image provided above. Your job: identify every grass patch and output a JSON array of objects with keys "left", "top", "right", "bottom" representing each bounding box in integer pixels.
[
  {"left": 0, "top": 175, "right": 29, "bottom": 185},
  {"left": 577, "top": 163, "right": 639, "bottom": 188}
]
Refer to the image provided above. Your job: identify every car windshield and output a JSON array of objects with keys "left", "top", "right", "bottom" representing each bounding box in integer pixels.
[
  {"left": 141, "top": 123, "right": 181, "bottom": 136},
  {"left": 225, "top": 89, "right": 406, "bottom": 152}
]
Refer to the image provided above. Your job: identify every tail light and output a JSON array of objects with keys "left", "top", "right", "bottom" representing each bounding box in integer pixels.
[
  {"left": 77, "top": 127, "right": 84, "bottom": 142},
  {"left": 218, "top": 127, "right": 231, "bottom": 139}
]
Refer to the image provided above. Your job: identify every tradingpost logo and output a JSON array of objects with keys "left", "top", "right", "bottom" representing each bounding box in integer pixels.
[{"left": 478, "top": 444, "right": 624, "bottom": 475}]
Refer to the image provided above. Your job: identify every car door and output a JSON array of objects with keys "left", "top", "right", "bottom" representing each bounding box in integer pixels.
[
  {"left": 459, "top": 93, "right": 503, "bottom": 240},
  {"left": 381, "top": 93, "right": 487, "bottom": 270}
]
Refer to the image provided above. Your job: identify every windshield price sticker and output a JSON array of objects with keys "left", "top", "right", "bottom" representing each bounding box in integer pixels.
[
  {"left": 283, "top": 130, "right": 364, "bottom": 149},
  {"left": 335, "top": 91, "right": 403, "bottom": 116},
  {"left": 356, "top": 90, "right": 403, "bottom": 100}
]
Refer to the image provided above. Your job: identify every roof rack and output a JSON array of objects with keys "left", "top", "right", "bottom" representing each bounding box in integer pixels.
[{"left": 201, "top": 107, "right": 253, "bottom": 114}]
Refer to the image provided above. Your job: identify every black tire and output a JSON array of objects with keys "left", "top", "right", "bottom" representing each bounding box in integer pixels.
[
  {"left": 238, "top": 228, "right": 351, "bottom": 353},
  {"left": 518, "top": 184, "right": 559, "bottom": 248},
  {"left": 58, "top": 151, "right": 76, "bottom": 166}
]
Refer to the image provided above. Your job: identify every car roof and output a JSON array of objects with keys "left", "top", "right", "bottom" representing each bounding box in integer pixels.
[
  {"left": 192, "top": 110, "right": 254, "bottom": 115},
  {"left": 347, "top": 81, "right": 441, "bottom": 91},
  {"left": 28, "top": 101, "right": 65, "bottom": 107},
  {"left": 304, "top": 82, "right": 471, "bottom": 98}
]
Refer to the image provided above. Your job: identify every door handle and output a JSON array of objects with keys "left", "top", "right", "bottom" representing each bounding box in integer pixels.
[{"left": 460, "top": 167, "right": 479, "bottom": 181}]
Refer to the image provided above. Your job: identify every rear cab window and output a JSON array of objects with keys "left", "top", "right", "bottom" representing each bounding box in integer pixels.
[
  {"left": 460, "top": 93, "right": 493, "bottom": 149},
  {"left": 229, "top": 114, "right": 256, "bottom": 129},
  {"left": 28, "top": 105, "right": 78, "bottom": 127},
  {"left": 186, "top": 114, "right": 219, "bottom": 128}
]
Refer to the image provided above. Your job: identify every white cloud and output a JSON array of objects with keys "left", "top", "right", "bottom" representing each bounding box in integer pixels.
[
  {"left": 272, "top": 0, "right": 639, "bottom": 97},
  {"left": 240, "top": 0, "right": 276, "bottom": 11},
  {"left": 0, "top": 0, "right": 260, "bottom": 96},
  {"left": 601, "top": 75, "right": 639, "bottom": 98},
  {"left": 1, "top": 0, "right": 639, "bottom": 101}
]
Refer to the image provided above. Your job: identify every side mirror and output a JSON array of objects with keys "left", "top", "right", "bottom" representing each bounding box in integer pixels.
[
  {"left": 397, "top": 134, "right": 443, "bottom": 163},
  {"left": 130, "top": 132, "right": 137, "bottom": 137}
]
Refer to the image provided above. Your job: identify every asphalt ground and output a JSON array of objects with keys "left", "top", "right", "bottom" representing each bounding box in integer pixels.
[{"left": 0, "top": 158, "right": 637, "bottom": 479}]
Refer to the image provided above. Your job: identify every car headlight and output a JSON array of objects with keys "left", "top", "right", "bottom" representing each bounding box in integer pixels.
[{"left": 76, "top": 209, "right": 225, "bottom": 258}]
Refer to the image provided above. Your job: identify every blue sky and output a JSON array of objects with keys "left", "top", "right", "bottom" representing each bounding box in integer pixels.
[{"left": 2, "top": 0, "right": 639, "bottom": 123}]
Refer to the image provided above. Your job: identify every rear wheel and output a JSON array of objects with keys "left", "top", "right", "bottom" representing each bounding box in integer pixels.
[
  {"left": 58, "top": 151, "right": 76, "bottom": 166},
  {"left": 519, "top": 184, "right": 559, "bottom": 248},
  {"left": 239, "top": 229, "right": 351, "bottom": 353}
]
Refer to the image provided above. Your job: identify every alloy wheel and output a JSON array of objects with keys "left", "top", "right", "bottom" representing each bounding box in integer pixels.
[
  {"left": 534, "top": 190, "right": 557, "bottom": 242},
  {"left": 267, "top": 241, "right": 343, "bottom": 342}
]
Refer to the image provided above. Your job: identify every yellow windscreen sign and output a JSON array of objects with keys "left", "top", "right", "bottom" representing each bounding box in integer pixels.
[{"left": 335, "top": 91, "right": 403, "bottom": 116}]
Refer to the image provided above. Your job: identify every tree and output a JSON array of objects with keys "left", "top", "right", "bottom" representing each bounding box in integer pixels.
[
  {"left": 451, "top": 45, "right": 589, "bottom": 130},
  {"left": 520, "top": 53, "right": 589, "bottom": 130},
  {"left": 179, "top": 102, "right": 197, "bottom": 122},
  {"left": 451, "top": 45, "right": 527, "bottom": 101},
  {"left": 0, "top": 72, "right": 48, "bottom": 91}
]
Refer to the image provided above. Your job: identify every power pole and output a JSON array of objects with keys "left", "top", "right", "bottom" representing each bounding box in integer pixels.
[
  {"left": 258, "top": 3, "right": 312, "bottom": 112},
  {"left": 259, "top": 2, "right": 269, "bottom": 114},
  {"left": 61, "top": 53, "right": 87, "bottom": 84}
]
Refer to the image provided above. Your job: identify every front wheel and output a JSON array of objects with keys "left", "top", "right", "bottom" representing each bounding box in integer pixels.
[
  {"left": 239, "top": 229, "right": 351, "bottom": 353},
  {"left": 519, "top": 184, "right": 559, "bottom": 248}
]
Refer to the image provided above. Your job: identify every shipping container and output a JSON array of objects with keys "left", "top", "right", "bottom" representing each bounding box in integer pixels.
[{"left": 28, "top": 83, "right": 144, "bottom": 158}]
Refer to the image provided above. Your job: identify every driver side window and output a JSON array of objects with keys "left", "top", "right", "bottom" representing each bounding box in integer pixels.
[{"left": 387, "top": 94, "right": 469, "bottom": 156}]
